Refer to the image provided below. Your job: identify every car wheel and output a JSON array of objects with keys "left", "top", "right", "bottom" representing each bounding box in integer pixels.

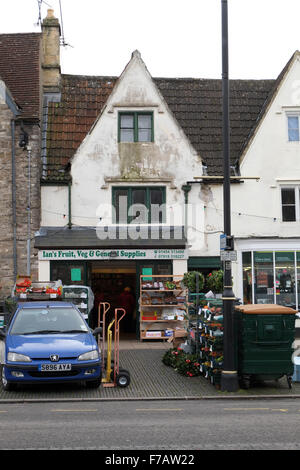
[
  {"left": 1, "top": 365, "right": 17, "bottom": 391},
  {"left": 85, "top": 377, "right": 102, "bottom": 389},
  {"left": 116, "top": 369, "right": 130, "bottom": 388}
]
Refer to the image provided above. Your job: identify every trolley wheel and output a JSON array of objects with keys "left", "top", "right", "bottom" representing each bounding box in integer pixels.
[{"left": 116, "top": 369, "right": 130, "bottom": 388}]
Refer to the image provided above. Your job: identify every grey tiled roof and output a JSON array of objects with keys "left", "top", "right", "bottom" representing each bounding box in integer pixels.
[
  {"left": 154, "top": 77, "right": 275, "bottom": 175},
  {"left": 44, "top": 53, "right": 300, "bottom": 181}
]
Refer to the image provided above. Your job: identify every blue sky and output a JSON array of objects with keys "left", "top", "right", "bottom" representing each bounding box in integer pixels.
[{"left": 1, "top": 0, "right": 299, "bottom": 79}]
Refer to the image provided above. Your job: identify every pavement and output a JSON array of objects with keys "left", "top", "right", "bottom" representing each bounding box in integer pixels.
[{"left": 1, "top": 338, "right": 300, "bottom": 402}]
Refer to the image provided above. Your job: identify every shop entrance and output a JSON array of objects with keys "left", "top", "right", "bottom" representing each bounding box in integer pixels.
[
  {"left": 50, "top": 259, "right": 173, "bottom": 340},
  {"left": 90, "top": 261, "right": 137, "bottom": 336}
]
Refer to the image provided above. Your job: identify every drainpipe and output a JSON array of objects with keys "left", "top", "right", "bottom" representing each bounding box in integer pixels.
[
  {"left": 68, "top": 181, "right": 72, "bottom": 229},
  {"left": 181, "top": 184, "right": 191, "bottom": 239},
  {"left": 27, "top": 145, "right": 32, "bottom": 276},
  {"left": 11, "top": 120, "right": 17, "bottom": 283}
]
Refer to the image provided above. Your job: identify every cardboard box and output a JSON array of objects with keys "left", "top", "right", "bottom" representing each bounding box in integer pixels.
[
  {"left": 145, "top": 331, "right": 161, "bottom": 338},
  {"left": 174, "top": 328, "right": 187, "bottom": 338},
  {"left": 164, "top": 329, "right": 174, "bottom": 337}
]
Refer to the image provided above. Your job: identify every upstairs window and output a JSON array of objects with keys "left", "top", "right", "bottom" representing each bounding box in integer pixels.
[
  {"left": 281, "top": 187, "right": 300, "bottom": 221},
  {"left": 113, "top": 186, "right": 165, "bottom": 224},
  {"left": 287, "top": 115, "right": 300, "bottom": 141},
  {"left": 119, "top": 112, "right": 153, "bottom": 142}
]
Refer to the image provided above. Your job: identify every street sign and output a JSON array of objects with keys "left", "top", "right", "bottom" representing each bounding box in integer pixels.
[
  {"left": 220, "top": 234, "right": 234, "bottom": 251},
  {"left": 220, "top": 233, "right": 226, "bottom": 250},
  {"left": 220, "top": 250, "right": 237, "bottom": 262}
]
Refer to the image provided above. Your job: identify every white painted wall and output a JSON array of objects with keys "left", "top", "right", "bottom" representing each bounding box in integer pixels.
[
  {"left": 204, "top": 54, "right": 300, "bottom": 296},
  {"left": 40, "top": 52, "right": 300, "bottom": 295},
  {"left": 41, "top": 186, "right": 69, "bottom": 227},
  {"left": 42, "top": 51, "right": 206, "bottom": 252}
]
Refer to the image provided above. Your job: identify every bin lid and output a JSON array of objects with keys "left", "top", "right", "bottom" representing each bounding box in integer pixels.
[{"left": 235, "top": 304, "right": 298, "bottom": 315}]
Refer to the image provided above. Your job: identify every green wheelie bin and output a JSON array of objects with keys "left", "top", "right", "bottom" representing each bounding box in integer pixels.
[{"left": 235, "top": 304, "right": 297, "bottom": 389}]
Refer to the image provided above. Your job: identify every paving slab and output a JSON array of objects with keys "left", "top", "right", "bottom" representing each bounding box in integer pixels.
[{"left": 1, "top": 348, "right": 300, "bottom": 402}]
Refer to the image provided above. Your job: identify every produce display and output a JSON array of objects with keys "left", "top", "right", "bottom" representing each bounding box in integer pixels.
[{"left": 13, "top": 276, "right": 62, "bottom": 298}]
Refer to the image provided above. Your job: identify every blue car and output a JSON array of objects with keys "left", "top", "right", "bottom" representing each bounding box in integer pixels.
[{"left": 0, "top": 302, "right": 102, "bottom": 391}]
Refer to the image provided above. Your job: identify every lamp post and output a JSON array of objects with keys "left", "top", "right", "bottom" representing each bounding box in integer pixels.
[{"left": 220, "top": 0, "right": 239, "bottom": 392}]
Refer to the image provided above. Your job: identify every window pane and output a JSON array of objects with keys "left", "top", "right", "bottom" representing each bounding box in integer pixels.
[
  {"left": 120, "top": 115, "right": 134, "bottom": 142},
  {"left": 120, "top": 115, "right": 134, "bottom": 128},
  {"left": 275, "top": 252, "right": 296, "bottom": 308},
  {"left": 130, "top": 189, "right": 148, "bottom": 223},
  {"left": 242, "top": 252, "right": 252, "bottom": 304},
  {"left": 288, "top": 116, "right": 299, "bottom": 141},
  {"left": 138, "top": 115, "right": 151, "bottom": 129},
  {"left": 115, "top": 190, "right": 128, "bottom": 223},
  {"left": 281, "top": 188, "right": 296, "bottom": 221},
  {"left": 282, "top": 188, "right": 295, "bottom": 205},
  {"left": 120, "top": 129, "right": 134, "bottom": 142},
  {"left": 282, "top": 206, "right": 296, "bottom": 222},
  {"left": 138, "top": 128, "right": 152, "bottom": 142},
  {"left": 138, "top": 115, "right": 152, "bottom": 142},
  {"left": 150, "top": 189, "right": 164, "bottom": 223},
  {"left": 132, "top": 189, "right": 146, "bottom": 205},
  {"left": 254, "top": 252, "right": 274, "bottom": 304}
]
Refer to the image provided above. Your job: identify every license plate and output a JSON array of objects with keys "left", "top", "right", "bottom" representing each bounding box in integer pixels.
[{"left": 39, "top": 363, "right": 72, "bottom": 372}]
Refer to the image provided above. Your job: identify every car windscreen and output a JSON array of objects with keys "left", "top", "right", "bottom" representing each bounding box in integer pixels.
[{"left": 10, "top": 307, "right": 89, "bottom": 335}]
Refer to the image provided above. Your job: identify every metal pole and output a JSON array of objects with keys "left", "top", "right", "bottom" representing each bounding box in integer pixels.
[{"left": 220, "top": 0, "right": 239, "bottom": 392}]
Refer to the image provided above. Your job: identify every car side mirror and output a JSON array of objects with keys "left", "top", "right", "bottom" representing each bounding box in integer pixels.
[{"left": 92, "top": 327, "right": 102, "bottom": 337}]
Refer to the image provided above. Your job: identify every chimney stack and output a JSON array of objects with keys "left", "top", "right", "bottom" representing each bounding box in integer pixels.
[{"left": 42, "top": 9, "right": 61, "bottom": 93}]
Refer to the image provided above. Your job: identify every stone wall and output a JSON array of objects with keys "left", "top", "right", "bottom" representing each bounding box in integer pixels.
[
  {"left": 0, "top": 102, "right": 14, "bottom": 298},
  {"left": 0, "top": 107, "right": 41, "bottom": 299}
]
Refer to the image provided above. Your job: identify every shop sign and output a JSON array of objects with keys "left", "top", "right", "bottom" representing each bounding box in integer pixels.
[
  {"left": 38, "top": 249, "right": 188, "bottom": 261},
  {"left": 275, "top": 252, "right": 295, "bottom": 263},
  {"left": 254, "top": 251, "right": 273, "bottom": 263}
]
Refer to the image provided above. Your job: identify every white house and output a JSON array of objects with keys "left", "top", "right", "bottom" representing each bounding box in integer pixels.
[{"left": 35, "top": 13, "right": 300, "bottom": 337}]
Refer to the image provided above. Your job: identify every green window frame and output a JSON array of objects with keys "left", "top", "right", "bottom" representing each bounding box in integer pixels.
[
  {"left": 112, "top": 186, "right": 166, "bottom": 224},
  {"left": 118, "top": 112, "right": 154, "bottom": 142}
]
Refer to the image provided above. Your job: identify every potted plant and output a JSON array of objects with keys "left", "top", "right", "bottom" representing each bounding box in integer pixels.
[
  {"left": 165, "top": 281, "right": 176, "bottom": 290},
  {"left": 206, "top": 270, "right": 223, "bottom": 295},
  {"left": 182, "top": 271, "right": 204, "bottom": 293}
]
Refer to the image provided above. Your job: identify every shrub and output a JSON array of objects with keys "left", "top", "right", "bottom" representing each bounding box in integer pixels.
[
  {"left": 206, "top": 270, "right": 223, "bottom": 293},
  {"left": 182, "top": 271, "right": 205, "bottom": 293}
]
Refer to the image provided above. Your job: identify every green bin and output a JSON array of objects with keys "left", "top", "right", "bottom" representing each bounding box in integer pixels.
[{"left": 235, "top": 304, "right": 297, "bottom": 389}]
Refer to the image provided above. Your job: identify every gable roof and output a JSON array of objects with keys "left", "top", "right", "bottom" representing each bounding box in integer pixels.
[
  {"left": 0, "top": 33, "right": 41, "bottom": 120},
  {"left": 45, "top": 53, "right": 300, "bottom": 181},
  {"left": 154, "top": 77, "right": 274, "bottom": 175}
]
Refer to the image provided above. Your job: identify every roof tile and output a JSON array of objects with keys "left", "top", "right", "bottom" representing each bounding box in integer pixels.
[{"left": 44, "top": 72, "right": 278, "bottom": 180}]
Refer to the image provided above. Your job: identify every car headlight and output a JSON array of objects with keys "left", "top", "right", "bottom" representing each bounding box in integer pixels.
[
  {"left": 7, "top": 352, "right": 32, "bottom": 362},
  {"left": 78, "top": 350, "right": 99, "bottom": 361}
]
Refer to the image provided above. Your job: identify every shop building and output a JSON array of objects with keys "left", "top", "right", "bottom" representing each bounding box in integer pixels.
[{"left": 33, "top": 11, "right": 300, "bottom": 336}]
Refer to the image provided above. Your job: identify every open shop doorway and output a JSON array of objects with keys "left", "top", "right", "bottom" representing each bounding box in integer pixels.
[{"left": 90, "top": 261, "right": 136, "bottom": 338}]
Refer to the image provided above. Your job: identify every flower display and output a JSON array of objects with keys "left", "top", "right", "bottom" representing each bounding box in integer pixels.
[{"left": 162, "top": 348, "right": 201, "bottom": 377}]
